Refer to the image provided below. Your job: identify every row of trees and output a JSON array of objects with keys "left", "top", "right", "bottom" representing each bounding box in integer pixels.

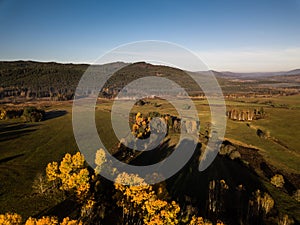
[
  {"left": 131, "top": 112, "right": 199, "bottom": 138},
  {"left": 226, "top": 107, "right": 265, "bottom": 121},
  {"left": 1, "top": 147, "right": 296, "bottom": 225},
  {"left": 0, "top": 106, "right": 45, "bottom": 122},
  {"left": 0, "top": 150, "right": 227, "bottom": 225},
  {"left": 0, "top": 214, "right": 82, "bottom": 225}
]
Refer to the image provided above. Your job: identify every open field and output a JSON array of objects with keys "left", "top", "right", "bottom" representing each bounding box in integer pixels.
[{"left": 0, "top": 94, "right": 299, "bottom": 222}]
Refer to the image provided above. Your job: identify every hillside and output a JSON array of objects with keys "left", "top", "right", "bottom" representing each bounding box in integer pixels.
[
  {"left": 0, "top": 61, "right": 300, "bottom": 102},
  {"left": 217, "top": 69, "right": 300, "bottom": 78}
]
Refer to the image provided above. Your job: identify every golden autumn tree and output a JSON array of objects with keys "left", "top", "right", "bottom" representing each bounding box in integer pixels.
[
  {"left": 25, "top": 216, "right": 59, "bottom": 225},
  {"left": 114, "top": 172, "right": 154, "bottom": 223},
  {"left": 143, "top": 199, "right": 180, "bottom": 225},
  {"left": 95, "top": 148, "right": 107, "bottom": 173},
  {"left": 188, "top": 216, "right": 212, "bottom": 225},
  {"left": 260, "top": 192, "right": 274, "bottom": 215},
  {"left": 188, "top": 216, "right": 226, "bottom": 225},
  {"left": 94, "top": 148, "right": 118, "bottom": 179},
  {"left": 46, "top": 152, "right": 90, "bottom": 199},
  {"left": 278, "top": 214, "right": 294, "bottom": 225},
  {"left": 270, "top": 174, "right": 285, "bottom": 188},
  {"left": 60, "top": 217, "right": 83, "bottom": 225},
  {"left": 0, "top": 213, "right": 22, "bottom": 225},
  {"left": 0, "top": 214, "right": 82, "bottom": 225},
  {"left": 251, "top": 189, "right": 275, "bottom": 219},
  {"left": 132, "top": 112, "right": 151, "bottom": 139},
  {"left": 114, "top": 172, "right": 181, "bottom": 225}
]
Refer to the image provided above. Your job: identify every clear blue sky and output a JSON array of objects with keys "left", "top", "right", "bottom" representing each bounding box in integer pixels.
[{"left": 0, "top": 0, "right": 300, "bottom": 72}]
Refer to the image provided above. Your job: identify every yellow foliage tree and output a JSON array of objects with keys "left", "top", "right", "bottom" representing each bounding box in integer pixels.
[
  {"left": 46, "top": 152, "right": 90, "bottom": 199},
  {"left": 0, "top": 213, "right": 22, "bottom": 225},
  {"left": 25, "top": 216, "right": 58, "bottom": 225},
  {"left": 114, "top": 172, "right": 180, "bottom": 225},
  {"left": 270, "top": 174, "right": 285, "bottom": 188},
  {"left": 114, "top": 172, "right": 155, "bottom": 220},
  {"left": 143, "top": 199, "right": 180, "bottom": 225},
  {"left": 46, "top": 161, "right": 59, "bottom": 182},
  {"left": 261, "top": 192, "right": 274, "bottom": 215},
  {"left": 188, "top": 216, "right": 212, "bottom": 225},
  {"left": 0, "top": 213, "right": 82, "bottom": 225},
  {"left": 253, "top": 189, "right": 275, "bottom": 216},
  {"left": 60, "top": 217, "right": 83, "bottom": 225},
  {"left": 95, "top": 148, "right": 107, "bottom": 175},
  {"left": 278, "top": 214, "right": 294, "bottom": 225},
  {"left": 132, "top": 112, "right": 151, "bottom": 139}
]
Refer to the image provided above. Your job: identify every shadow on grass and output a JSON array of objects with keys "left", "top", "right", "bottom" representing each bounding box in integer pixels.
[
  {"left": 0, "top": 123, "right": 38, "bottom": 142},
  {"left": 44, "top": 110, "right": 67, "bottom": 120},
  {"left": 0, "top": 129, "right": 38, "bottom": 142},
  {"left": 118, "top": 138, "right": 268, "bottom": 224},
  {"left": 0, "top": 153, "right": 25, "bottom": 164},
  {"left": 0, "top": 123, "right": 38, "bottom": 132},
  {"left": 165, "top": 140, "right": 266, "bottom": 225},
  {"left": 35, "top": 198, "right": 80, "bottom": 220}
]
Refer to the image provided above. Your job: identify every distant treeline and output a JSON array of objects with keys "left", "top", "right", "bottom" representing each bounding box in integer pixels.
[
  {"left": 0, "top": 106, "right": 45, "bottom": 122},
  {"left": 0, "top": 61, "right": 89, "bottom": 100},
  {"left": 0, "top": 61, "right": 204, "bottom": 101},
  {"left": 1, "top": 61, "right": 299, "bottom": 101}
]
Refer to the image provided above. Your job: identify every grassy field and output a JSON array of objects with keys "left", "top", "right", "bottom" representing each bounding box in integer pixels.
[
  {"left": 127, "top": 96, "right": 300, "bottom": 173},
  {"left": 0, "top": 104, "right": 76, "bottom": 217},
  {"left": 0, "top": 94, "right": 299, "bottom": 220},
  {"left": 224, "top": 96, "right": 300, "bottom": 173}
]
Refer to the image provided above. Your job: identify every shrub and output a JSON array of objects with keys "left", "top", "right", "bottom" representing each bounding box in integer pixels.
[
  {"left": 0, "top": 108, "right": 23, "bottom": 120},
  {"left": 22, "top": 106, "right": 45, "bottom": 122},
  {"left": 293, "top": 189, "right": 300, "bottom": 202},
  {"left": 229, "top": 150, "right": 241, "bottom": 160},
  {"left": 270, "top": 174, "right": 285, "bottom": 188},
  {"left": 0, "top": 109, "right": 6, "bottom": 120},
  {"left": 153, "top": 102, "right": 161, "bottom": 107},
  {"left": 256, "top": 128, "right": 265, "bottom": 138},
  {"left": 135, "top": 99, "right": 146, "bottom": 106}
]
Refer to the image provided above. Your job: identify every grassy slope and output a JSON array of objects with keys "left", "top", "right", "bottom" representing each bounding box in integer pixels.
[
  {"left": 0, "top": 105, "right": 77, "bottom": 217},
  {"left": 0, "top": 103, "right": 120, "bottom": 218},
  {"left": 129, "top": 96, "right": 300, "bottom": 173},
  {"left": 0, "top": 95, "right": 299, "bottom": 219},
  {"left": 224, "top": 96, "right": 300, "bottom": 173}
]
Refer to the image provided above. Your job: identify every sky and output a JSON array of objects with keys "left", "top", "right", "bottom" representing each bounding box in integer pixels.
[{"left": 0, "top": 0, "right": 300, "bottom": 72}]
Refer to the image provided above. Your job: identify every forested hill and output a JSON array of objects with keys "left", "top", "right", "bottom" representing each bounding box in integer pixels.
[
  {"left": 0, "top": 61, "right": 204, "bottom": 100},
  {"left": 0, "top": 61, "right": 129, "bottom": 100},
  {"left": 0, "top": 60, "right": 299, "bottom": 101},
  {"left": 0, "top": 61, "right": 88, "bottom": 100}
]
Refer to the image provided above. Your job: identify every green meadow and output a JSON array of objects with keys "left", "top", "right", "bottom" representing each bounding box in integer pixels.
[{"left": 0, "top": 94, "right": 299, "bottom": 220}]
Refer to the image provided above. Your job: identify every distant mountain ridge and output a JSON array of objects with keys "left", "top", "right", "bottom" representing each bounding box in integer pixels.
[
  {"left": 1, "top": 60, "right": 299, "bottom": 78},
  {"left": 0, "top": 60, "right": 299, "bottom": 100},
  {"left": 214, "top": 69, "right": 300, "bottom": 78}
]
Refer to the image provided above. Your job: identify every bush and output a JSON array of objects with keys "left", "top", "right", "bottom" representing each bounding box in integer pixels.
[
  {"left": 270, "top": 174, "right": 285, "bottom": 188},
  {"left": 0, "top": 108, "right": 23, "bottom": 120},
  {"left": 22, "top": 106, "right": 45, "bottom": 122},
  {"left": 293, "top": 189, "right": 300, "bottom": 202},
  {"left": 135, "top": 99, "right": 146, "bottom": 106},
  {"left": 229, "top": 150, "right": 241, "bottom": 160},
  {"left": 0, "top": 109, "right": 6, "bottom": 120},
  {"left": 153, "top": 102, "right": 161, "bottom": 107}
]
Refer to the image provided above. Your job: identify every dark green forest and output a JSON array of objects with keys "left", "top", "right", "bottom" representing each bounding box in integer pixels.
[{"left": 1, "top": 61, "right": 299, "bottom": 102}]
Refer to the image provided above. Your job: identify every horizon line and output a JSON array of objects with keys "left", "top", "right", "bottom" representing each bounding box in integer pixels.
[{"left": 0, "top": 58, "right": 299, "bottom": 74}]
